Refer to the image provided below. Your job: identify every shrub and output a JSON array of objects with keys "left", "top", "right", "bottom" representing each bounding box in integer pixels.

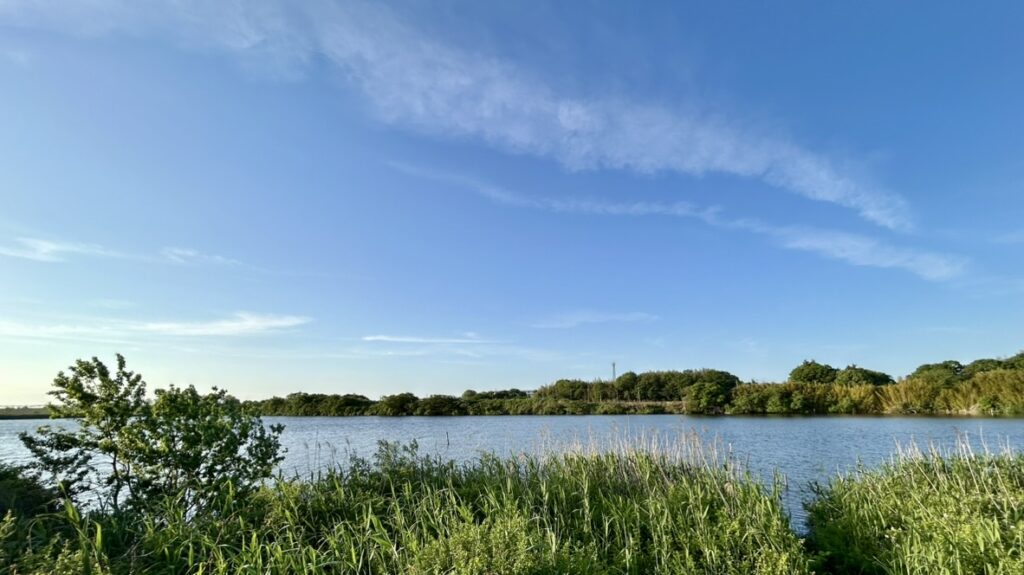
[{"left": 19, "top": 354, "right": 284, "bottom": 515}]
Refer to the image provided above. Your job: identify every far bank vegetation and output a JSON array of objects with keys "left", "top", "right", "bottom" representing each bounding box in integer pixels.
[{"left": 250, "top": 352, "right": 1024, "bottom": 417}]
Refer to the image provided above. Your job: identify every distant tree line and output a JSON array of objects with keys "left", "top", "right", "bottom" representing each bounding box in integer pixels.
[{"left": 248, "top": 352, "right": 1024, "bottom": 417}]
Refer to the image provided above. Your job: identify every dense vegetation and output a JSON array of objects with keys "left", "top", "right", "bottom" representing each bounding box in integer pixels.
[
  {"left": 806, "top": 443, "right": 1024, "bottom": 574},
  {"left": 250, "top": 352, "right": 1024, "bottom": 417},
  {"left": 4, "top": 355, "right": 1024, "bottom": 574},
  {"left": 1, "top": 444, "right": 810, "bottom": 574},
  {"left": 0, "top": 407, "right": 48, "bottom": 420}
]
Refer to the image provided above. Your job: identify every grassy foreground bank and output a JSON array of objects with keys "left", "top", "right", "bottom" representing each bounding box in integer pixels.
[{"left": 3, "top": 442, "right": 1024, "bottom": 574}]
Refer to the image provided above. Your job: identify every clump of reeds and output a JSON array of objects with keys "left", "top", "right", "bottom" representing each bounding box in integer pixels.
[
  {"left": 45, "top": 436, "right": 808, "bottom": 574},
  {"left": 805, "top": 437, "right": 1024, "bottom": 574}
]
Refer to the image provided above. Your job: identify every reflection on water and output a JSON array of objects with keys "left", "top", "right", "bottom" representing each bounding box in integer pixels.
[{"left": 3, "top": 414, "right": 1020, "bottom": 527}]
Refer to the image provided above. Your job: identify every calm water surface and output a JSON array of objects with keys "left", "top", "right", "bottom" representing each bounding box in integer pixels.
[{"left": 2, "top": 415, "right": 1020, "bottom": 527}]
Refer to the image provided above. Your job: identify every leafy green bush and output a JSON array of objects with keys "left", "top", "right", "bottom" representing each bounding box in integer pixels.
[{"left": 19, "top": 354, "right": 283, "bottom": 515}]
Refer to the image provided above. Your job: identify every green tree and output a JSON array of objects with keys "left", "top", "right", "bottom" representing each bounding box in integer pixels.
[
  {"left": 20, "top": 354, "right": 147, "bottom": 509},
  {"left": 125, "top": 384, "right": 285, "bottom": 513},
  {"left": 682, "top": 370, "right": 741, "bottom": 413},
  {"left": 908, "top": 360, "right": 964, "bottom": 387},
  {"left": 372, "top": 392, "right": 420, "bottom": 416},
  {"left": 963, "top": 358, "right": 1005, "bottom": 378},
  {"left": 536, "top": 379, "right": 590, "bottom": 401},
  {"left": 637, "top": 372, "right": 671, "bottom": 401},
  {"left": 414, "top": 395, "right": 465, "bottom": 416},
  {"left": 20, "top": 355, "right": 283, "bottom": 515},
  {"left": 614, "top": 372, "right": 639, "bottom": 401},
  {"left": 835, "top": 365, "right": 894, "bottom": 387},
  {"left": 789, "top": 360, "right": 838, "bottom": 385},
  {"left": 1004, "top": 351, "right": 1024, "bottom": 370},
  {"left": 686, "top": 382, "right": 729, "bottom": 414}
]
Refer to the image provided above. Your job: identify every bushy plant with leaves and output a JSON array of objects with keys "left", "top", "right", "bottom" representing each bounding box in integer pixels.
[{"left": 19, "top": 354, "right": 284, "bottom": 516}]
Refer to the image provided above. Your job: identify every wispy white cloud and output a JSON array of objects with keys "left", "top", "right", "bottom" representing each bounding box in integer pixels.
[
  {"left": 0, "top": 236, "right": 242, "bottom": 267},
  {"left": 0, "top": 312, "right": 310, "bottom": 341},
  {"left": 137, "top": 312, "right": 309, "bottom": 336},
  {"left": 0, "top": 237, "right": 122, "bottom": 262},
  {"left": 533, "top": 311, "right": 659, "bottom": 329},
  {"left": 0, "top": 0, "right": 912, "bottom": 230},
  {"left": 362, "top": 334, "right": 497, "bottom": 344},
  {"left": 161, "top": 247, "right": 241, "bottom": 266},
  {"left": 397, "top": 165, "right": 966, "bottom": 281},
  {"left": 391, "top": 161, "right": 712, "bottom": 219},
  {"left": 764, "top": 227, "right": 966, "bottom": 281},
  {"left": 354, "top": 331, "right": 564, "bottom": 362}
]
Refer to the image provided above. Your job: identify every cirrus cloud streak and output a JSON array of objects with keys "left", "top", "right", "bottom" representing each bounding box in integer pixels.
[{"left": 0, "top": 0, "right": 911, "bottom": 230}]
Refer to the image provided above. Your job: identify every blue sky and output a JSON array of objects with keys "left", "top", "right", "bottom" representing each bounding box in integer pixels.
[{"left": 1, "top": 1, "right": 1023, "bottom": 404}]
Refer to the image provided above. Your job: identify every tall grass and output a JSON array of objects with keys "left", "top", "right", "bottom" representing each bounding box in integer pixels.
[
  {"left": 147, "top": 440, "right": 808, "bottom": 574},
  {"left": 3, "top": 440, "right": 809, "bottom": 574},
  {"left": 806, "top": 439, "right": 1024, "bottom": 574},
  {"left": 7, "top": 438, "right": 1024, "bottom": 574}
]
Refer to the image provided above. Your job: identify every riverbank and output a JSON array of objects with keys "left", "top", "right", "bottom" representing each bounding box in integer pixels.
[
  {"left": 0, "top": 407, "right": 48, "bottom": 420},
  {"left": 250, "top": 385, "right": 1024, "bottom": 418},
  {"left": 2, "top": 441, "right": 1020, "bottom": 574}
]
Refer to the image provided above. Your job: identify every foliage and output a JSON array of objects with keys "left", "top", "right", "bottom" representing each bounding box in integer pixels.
[
  {"left": 19, "top": 354, "right": 148, "bottom": 507},
  {"left": 0, "top": 464, "right": 59, "bottom": 519},
  {"left": 461, "top": 388, "right": 528, "bottom": 400},
  {"left": 368, "top": 392, "right": 420, "bottom": 416},
  {"left": 413, "top": 394, "right": 465, "bottom": 416},
  {"left": 3, "top": 442, "right": 811, "bottom": 574},
  {"left": 789, "top": 360, "right": 839, "bottom": 385},
  {"left": 907, "top": 360, "right": 964, "bottom": 387},
  {"left": 806, "top": 443, "right": 1024, "bottom": 574},
  {"left": 834, "top": 365, "right": 894, "bottom": 387},
  {"left": 259, "top": 392, "right": 373, "bottom": 416},
  {"left": 124, "top": 384, "right": 285, "bottom": 514},
  {"left": 244, "top": 352, "right": 1024, "bottom": 417},
  {"left": 16, "top": 437, "right": 1024, "bottom": 574},
  {"left": 19, "top": 354, "right": 284, "bottom": 516}
]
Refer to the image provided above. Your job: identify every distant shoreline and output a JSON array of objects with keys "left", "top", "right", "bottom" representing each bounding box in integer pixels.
[
  {"left": 6, "top": 411, "right": 1023, "bottom": 421},
  {"left": 0, "top": 408, "right": 50, "bottom": 420}
]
